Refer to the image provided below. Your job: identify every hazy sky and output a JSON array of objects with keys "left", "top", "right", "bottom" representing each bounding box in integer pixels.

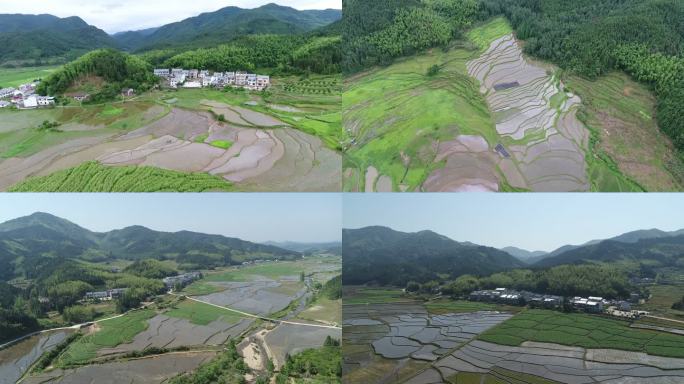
[
  {"left": 344, "top": 194, "right": 684, "bottom": 252},
  {"left": 0, "top": 193, "right": 342, "bottom": 243},
  {"left": 1, "top": 0, "right": 341, "bottom": 33}
]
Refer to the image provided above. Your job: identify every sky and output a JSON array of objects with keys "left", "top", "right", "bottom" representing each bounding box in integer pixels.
[
  {"left": 344, "top": 194, "right": 684, "bottom": 252},
  {"left": 0, "top": 193, "right": 342, "bottom": 243},
  {"left": 1, "top": 0, "right": 341, "bottom": 33}
]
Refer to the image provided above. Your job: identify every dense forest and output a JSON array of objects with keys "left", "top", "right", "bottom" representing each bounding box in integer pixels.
[
  {"left": 158, "top": 34, "right": 341, "bottom": 75},
  {"left": 342, "top": 0, "right": 479, "bottom": 73},
  {"left": 438, "top": 264, "right": 637, "bottom": 300},
  {"left": 36, "top": 49, "right": 158, "bottom": 102},
  {"left": 479, "top": 0, "right": 684, "bottom": 152}
]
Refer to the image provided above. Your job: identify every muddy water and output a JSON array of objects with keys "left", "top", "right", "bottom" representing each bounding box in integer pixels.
[{"left": 0, "top": 330, "right": 71, "bottom": 383}]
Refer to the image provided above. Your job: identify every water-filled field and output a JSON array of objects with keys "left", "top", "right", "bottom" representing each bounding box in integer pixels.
[
  {"left": 0, "top": 77, "right": 342, "bottom": 192},
  {"left": 0, "top": 331, "right": 72, "bottom": 384}
]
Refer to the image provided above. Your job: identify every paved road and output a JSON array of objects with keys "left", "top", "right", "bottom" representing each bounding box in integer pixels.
[{"left": 176, "top": 294, "right": 341, "bottom": 330}]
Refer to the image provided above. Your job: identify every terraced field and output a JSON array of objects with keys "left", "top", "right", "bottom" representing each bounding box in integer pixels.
[
  {"left": 342, "top": 302, "right": 510, "bottom": 384},
  {"left": 0, "top": 77, "right": 342, "bottom": 192},
  {"left": 0, "top": 331, "right": 72, "bottom": 384},
  {"left": 344, "top": 17, "right": 678, "bottom": 192},
  {"left": 396, "top": 309, "right": 684, "bottom": 383}
]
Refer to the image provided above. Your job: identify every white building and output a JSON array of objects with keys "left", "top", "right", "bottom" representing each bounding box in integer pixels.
[
  {"left": 37, "top": 96, "right": 55, "bottom": 106},
  {"left": 154, "top": 68, "right": 170, "bottom": 77},
  {"left": 182, "top": 81, "right": 202, "bottom": 88},
  {"left": 235, "top": 72, "right": 248, "bottom": 86},
  {"left": 256, "top": 75, "right": 270, "bottom": 90},
  {"left": 0, "top": 101, "right": 10, "bottom": 108},
  {"left": 0, "top": 87, "right": 16, "bottom": 98},
  {"left": 23, "top": 95, "right": 38, "bottom": 109},
  {"left": 187, "top": 69, "right": 199, "bottom": 79}
]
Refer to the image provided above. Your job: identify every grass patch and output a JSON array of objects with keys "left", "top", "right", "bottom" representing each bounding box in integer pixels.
[
  {"left": 57, "top": 309, "right": 154, "bottom": 367},
  {"left": 165, "top": 299, "right": 243, "bottom": 325},
  {"left": 99, "top": 104, "right": 124, "bottom": 116},
  {"left": 182, "top": 281, "right": 225, "bottom": 296},
  {"left": 0, "top": 66, "right": 60, "bottom": 88},
  {"left": 479, "top": 309, "right": 684, "bottom": 358},
  {"left": 298, "top": 297, "right": 342, "bottom": 324},
  {"left": 343, "top": 287, "right": 413, "bottom": 305},
  {"left": 209, "top": 140, "right": 233, "bottom": 149},
  {"left": 466, "top": 17, "right": 513, "bottom": 51},
  {"left": 8, "top": 161, "right": 234, "bottom": 192},
  {"left": 194, "top": 133, "right": 208, "bottom": 143}
]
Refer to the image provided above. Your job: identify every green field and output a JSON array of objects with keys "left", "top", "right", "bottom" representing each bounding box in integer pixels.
[
  {"left": 165, "top": 299, "right": 244, "bottom": 325},
  {"left": 343, "top": 19, "right": 511, "bottom": 192},
  {"left": 636, "top": 284, "right": 684, "bottom": 319},
  {"left": 181, "top": 281, "right": 225, "bottom": 296},
  {"left": 57, "top": 309, "right": 155, "bottom": 366},
  {"left": 298, "top": 297, "right": 342, "bottom": 325},
  {"left": 0, "top": 66, "right": 60, "bottom": 88},
  {"left": 342, "top": 287, "right": 414, "bottom": 305},
  {"left": 8, "top": 161, "right": 234, "bottom": 192},
  {"left": 566, "top": 72, "right": 683, "bottom": 191},
  {"left": 479, "top": 309, "right": 684, "bottom": 358}
]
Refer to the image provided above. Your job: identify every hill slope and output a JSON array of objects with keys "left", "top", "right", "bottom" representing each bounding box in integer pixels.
[
  {"left": 120, "top": 3, "right": 341, "bottom": 51},
  {"left": 0, "top": 14, "right": 116, "bottom": 65},
  {"left": 0, "top": 212, "right": 299, "bottom": 280},
  {"left": 342, "top": 226, "right": 525, "bottom": 286},
  {"left": 535, "top": 235, "right": 684, "bottom": 268}
]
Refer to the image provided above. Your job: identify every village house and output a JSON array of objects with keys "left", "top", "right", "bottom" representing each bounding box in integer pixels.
[
  {"left": 37, "top": 96, "right": 55, "bottom": 106},
  {"left": 122, "top": 88, "right": 135, "bottom": 97},
  {"left": 0, "top": 101, "right": 10, "bottom": 108},
  {"left": 67, "top": 92, "right": 90, "bottom": 102},
  {"left": 154, "top": 68, "right": 170, "bottom": 77},
  {"left": 22, "top": 95, "right": 38, "bottom": 109},
  {"left": 0, "top": 87, "right": 15, "bottom": 99},
  {"left": 163, "top": 271, "right": 202, "bottom": 289},
  {"left": 84, "top": 288, "right": 127, "bottom": 301}
]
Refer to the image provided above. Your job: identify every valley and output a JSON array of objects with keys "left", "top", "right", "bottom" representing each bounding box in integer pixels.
[{"left": 0, "top": 210, "right": 342, "bottom": 384}]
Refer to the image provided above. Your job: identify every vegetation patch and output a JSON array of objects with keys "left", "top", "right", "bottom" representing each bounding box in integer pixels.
[
  {"left": 165, "top": 299, "right": 243, "bottom": 326},
  {"left": 209, "top": 140, "right": 232, "bottom": 149},
  {"left": 8, "top": 161, "right": 234, "bottom": 192},
  {"left": 57, "top": 309, "right": 155, "bottom": 367},
  {"left": 479, "top": 309, "right": 684, "bottom": 358}
]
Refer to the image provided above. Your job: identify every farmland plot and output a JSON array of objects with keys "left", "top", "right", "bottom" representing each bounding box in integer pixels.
[{"left": 0, "top": 331, "right": 72, "bottom": 384}]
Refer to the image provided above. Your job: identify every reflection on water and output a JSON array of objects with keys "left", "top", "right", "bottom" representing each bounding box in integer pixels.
[{"left": 0, "top": 330, "right": 71, "bottom": 384}]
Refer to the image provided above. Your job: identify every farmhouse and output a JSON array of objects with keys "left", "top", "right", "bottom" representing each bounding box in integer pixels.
[
  {"left": 154, "top": 68, "right": 170, "bottom": 77},
  {"left": 22, "top": 95, "right": 38, "bottom": 109},
  {"left": 163, "top": 271, "right": 202, "bottom": 289},
  {"left": 0, "top": 101, "right": 10, "bottom": 108},
  {"left": 0, "top": 87, "right": 15, "bottom": 99},
  {"left": 122, "top": 88, "right": 135, "bottom": 97},
  {"left": 85, "top": 288, "right": 127, "bottom": 301},
  {"left": 67, "top": 92, "right": 90, "bottom": 102}
]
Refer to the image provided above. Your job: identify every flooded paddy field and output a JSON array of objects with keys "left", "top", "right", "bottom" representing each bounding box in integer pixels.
[
  {"left": 0, "top": 81, "right": 342, "bottom": 192},
  {"left": 264, "top": 322, "right": 342, "bottom": 369},
  {"left": 0, "top": 330, "right": 72, "bottom": 384},
  {"left": 342, "top": 302, "right": 510, "bottom": 384},
  {"left": 21, "top": 350, "right": 216, "bottom": 384},
  {"left": 196, "top": 280, "right": 306, "bottom": 316},
  {"left": 406, "top": 340, "right": 684, "bottom": 384}
]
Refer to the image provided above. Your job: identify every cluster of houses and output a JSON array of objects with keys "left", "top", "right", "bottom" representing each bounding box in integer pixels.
[
  {"left": 153, "top": 68, "right": 270, "bottom": 91},
  {"left": 84, "top": 288, "right": 127, "bottom": 301},
  {"left": 0, "top": 82, "right": 55, "bottom": 109},
  {"left": 163, "top": 271, "right": 202, "bottom": 290},
  {"left": 468, "top": 288, "right": 646, "bottom": 317},
  {"left": 469, "top": 288, "right": 563, "bottom": 309}
]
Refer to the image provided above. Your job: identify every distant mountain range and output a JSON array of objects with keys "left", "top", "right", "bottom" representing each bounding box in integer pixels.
[
  {"left": 501, "top": 228, "right": 684, "bottom": 264},
  {"left": 0, "top": 212, "right": 298, "bottom": 281},
  {"left": 0, "top": 14, "right": 116, "bottom": 65},
  {"left": 0, "top": 4, "right": 341, "bottom": 65},
  {"left": 263, "top": 241, "right": 341, "bottom": 255},
  {"left": 342, "top": 226, "right": 684, "bottom": 286},
  {"left": 342, "top": 226, "right": 525, "bottom": 286}
]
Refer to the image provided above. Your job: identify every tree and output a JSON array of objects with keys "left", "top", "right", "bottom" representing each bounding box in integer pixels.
[
  {"left": 406, "top": 281, "right": 420, "bottom": 292},
  {"left": 427, "top": 64, "right": 441, "bottom": 76}
]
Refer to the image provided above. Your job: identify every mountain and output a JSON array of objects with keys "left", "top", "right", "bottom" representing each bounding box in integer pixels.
[
  {"left": 0, "top": 14, "right": 116, "bottom": 65},
  {"left": 263, "top": 241, "right": 341, "bottom": 255},
  {"left": 342, "top": 226, "right": 525, "bottom": 286},
  {"left": 534, "top": 235, "right": 684, "bottom": 268},
  {"left": 500, "top": 247, "right": 547, "bottom": 263},
  {"left": 117, "top": 3, "right": 342, "bottom": 51},
  {"left": 111, "top": 27, "right": 160, "bottom": 51},
  {"left": 534, "top": 228, "right": 684, "bottom": 263},
  {"left": 0, "top": 213, "right": 299, "bottom": 280}
]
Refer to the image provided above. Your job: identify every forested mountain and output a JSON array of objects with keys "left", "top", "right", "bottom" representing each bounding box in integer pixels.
[
  {"left": 535, "top": 235, "right": 684, "bottom": 268},
  {"left": 264, "top": 241, "right": 342, "bottom": 255},
  {"left": 111, "top": 27, "right": 160, "bottom": 52},
  {"left": 0, "top": 212, "right": 299, "bottom": 281},
  {"left": 342, "top": 0, "right": 479, "bottom": 73},
  {"left": 342, "top": 226, "right": 525, "bottom": 286},
  {"left": 0, "top": 14, "right": 116, "bottom": 66},
  {"left": 119, "top": 3, "right": 341, "bottom": 52}
]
